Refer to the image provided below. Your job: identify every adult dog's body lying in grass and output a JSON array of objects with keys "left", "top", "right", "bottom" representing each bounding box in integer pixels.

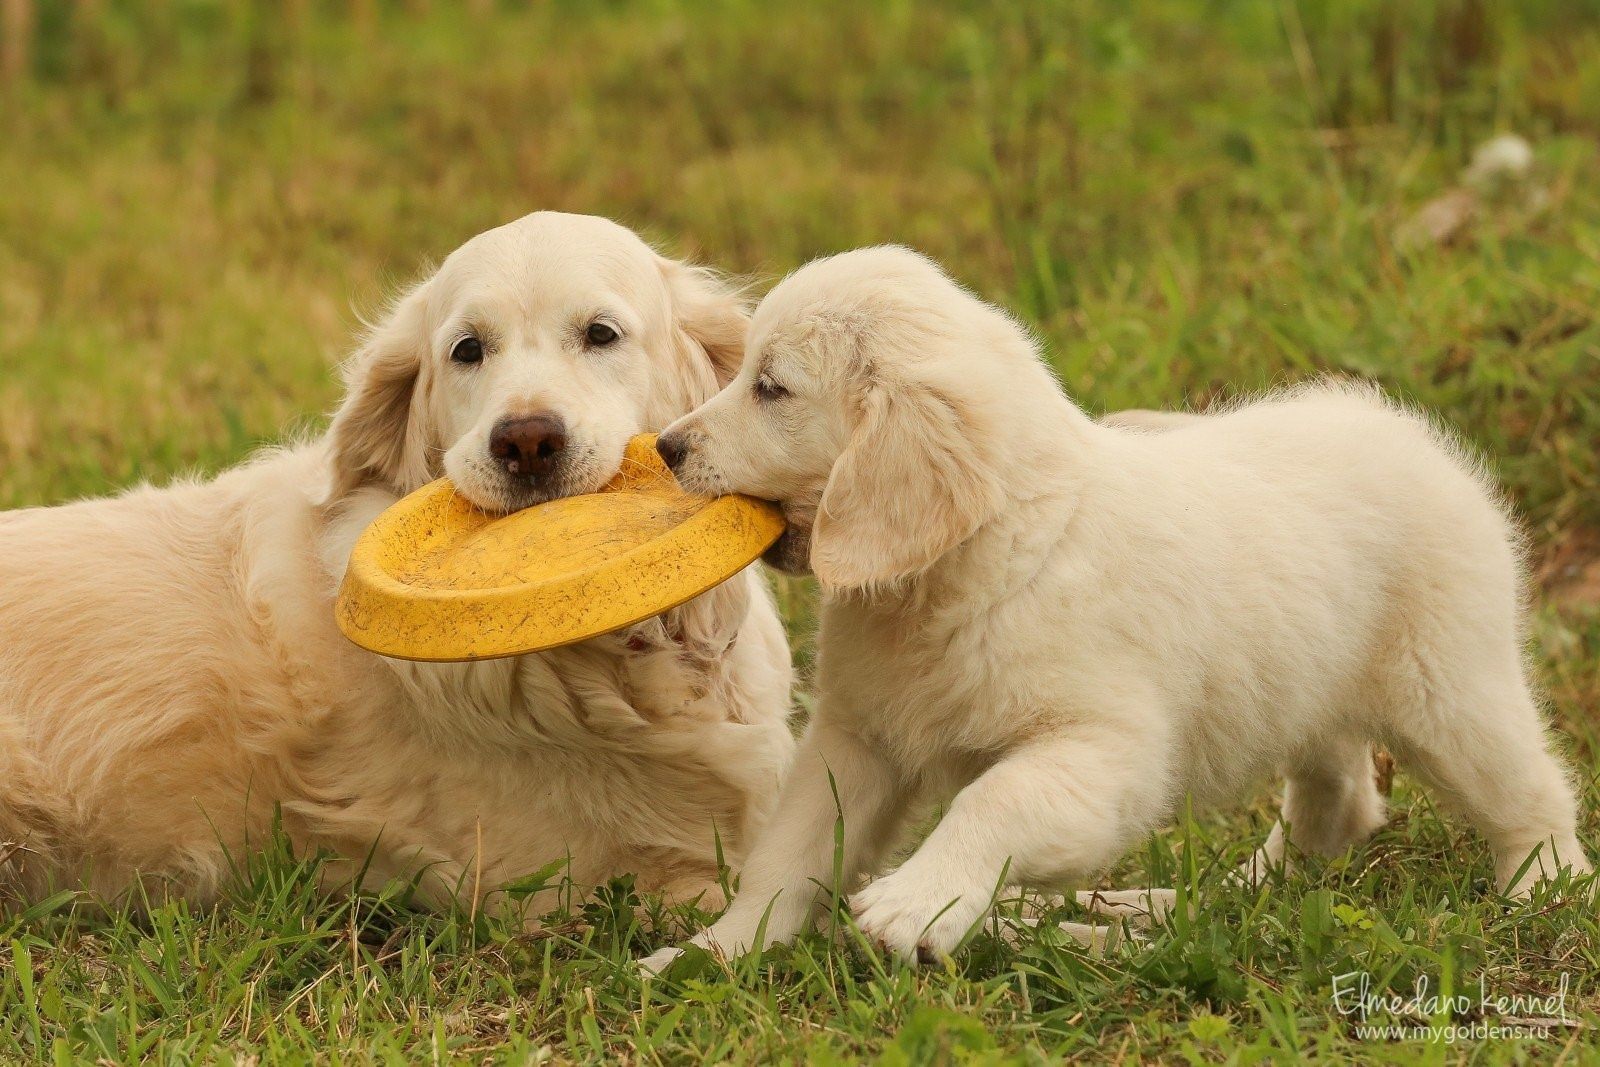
[
  {"left": 644, "top": 246, "right": 1593, "bottom": 968},
  {"left": 0, "top": 212, "right": 794, "bottom": 916}
]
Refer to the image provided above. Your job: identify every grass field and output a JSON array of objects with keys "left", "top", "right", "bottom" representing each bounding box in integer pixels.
[{"left": 2, "top": 0, "right": 1599, "bottom": 1061}]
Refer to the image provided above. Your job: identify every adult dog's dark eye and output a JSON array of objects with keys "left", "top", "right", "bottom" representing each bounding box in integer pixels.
[
  {"left": 754, "top": 376, "right": 789, "bottom": 402},
  {"left": 585, "top": 322, "right": 619, "bottom": 347},
  {"left": 450, "top": 336, "right": 484, "bottom": 364}
]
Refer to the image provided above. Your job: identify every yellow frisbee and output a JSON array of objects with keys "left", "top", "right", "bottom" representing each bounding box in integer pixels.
[{"left": 335, "top": 434, "right": 784, "bottom": 661}]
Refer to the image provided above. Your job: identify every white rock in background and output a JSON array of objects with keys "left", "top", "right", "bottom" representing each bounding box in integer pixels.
[
  {"left": 1397, "top": 188, "right": 1476, "bottom": 248},
  {"left": 1398, "top": 134, "right": 1538, "bottom": 249},
  {"left": 1463, "top": 133, "right": 1534, "bottom": 188}
]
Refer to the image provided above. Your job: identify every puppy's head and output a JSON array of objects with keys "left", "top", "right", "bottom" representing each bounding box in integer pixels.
[
  {"left": 324, "top": 211, "right": 746, "bottom": 511},
  {"left": 659, "top": 246, "right": 1016, "bottom": 593}
]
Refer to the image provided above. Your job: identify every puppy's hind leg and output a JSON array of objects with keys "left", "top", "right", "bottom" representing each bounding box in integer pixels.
[
  {"left": 1240, "top": 734, "right": 1389, "bottom": 885},
  {"left": 1380, "top": 653, "right": 1591, "bottom": 897}
]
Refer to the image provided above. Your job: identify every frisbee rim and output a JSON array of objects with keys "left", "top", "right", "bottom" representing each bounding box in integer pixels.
[{"left": 334, "top": 438, "right": 785, "bottom": 661}]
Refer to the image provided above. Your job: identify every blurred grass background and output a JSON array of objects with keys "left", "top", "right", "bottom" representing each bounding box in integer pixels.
[
  {"left": 2, "top": 0, "right": 1599, "bottom": 1061},
  {"left": 3, "top": 0, "right": 1598, "bottom": 534}
]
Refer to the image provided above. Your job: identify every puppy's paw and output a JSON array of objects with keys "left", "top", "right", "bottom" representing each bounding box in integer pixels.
[
  {"left": 641, "top": 913, "right": 775, "bottom": 974},
  {"left": 637, "top": 946, "right": 685, "bottom": 975},
  {"left": 637, "top": 921, "right": 743, "bottom": 975},
  {"left": 851, "top": 870, "right": 989, "bottom": 964},
  {"left": 1074, "top": 887, "right": 1178, "bottom": 928},
  {"left": 1500, "top": 853, "right": 1595, "bottom": 902}
]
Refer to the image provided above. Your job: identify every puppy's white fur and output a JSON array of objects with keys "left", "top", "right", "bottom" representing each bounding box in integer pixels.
[
  {"left": 0, "top": 212, "right": 794, "bottom": 916},
  {"left": 643, "top": 246, "right": 1592, "bottom": 968}
]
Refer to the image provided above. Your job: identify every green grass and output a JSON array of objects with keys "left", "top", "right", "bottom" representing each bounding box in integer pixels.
[{"left": 3, "top": 0, "right": 1599, "bottom": 1061}]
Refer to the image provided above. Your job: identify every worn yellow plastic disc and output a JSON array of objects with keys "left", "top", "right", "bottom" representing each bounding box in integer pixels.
[{"left": 335, "top": 434, "right": 784, "bottom": 661}]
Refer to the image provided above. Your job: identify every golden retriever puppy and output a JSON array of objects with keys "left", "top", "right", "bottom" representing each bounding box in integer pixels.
[
  {"left": 642, "top": 246, "right": 1592, "bottom": 968},
  {"left": 0, "top": 212, "right": 795, "bottom": 917}
]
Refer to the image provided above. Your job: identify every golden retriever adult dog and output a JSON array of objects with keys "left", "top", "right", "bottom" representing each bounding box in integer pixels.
[
  {"left": 0, "top": 212, "right": 795, "bottom": 917},
  {"left": 642, "top": 246, "right": 1592, "bottom": 969}
]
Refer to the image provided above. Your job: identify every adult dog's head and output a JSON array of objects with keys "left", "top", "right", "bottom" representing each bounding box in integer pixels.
[
  {"left": 325, "top": 212, "right": 746, "bottom": 511},
  {"left": 658, "top": 246, "right": 1049, "bottom": 594}
]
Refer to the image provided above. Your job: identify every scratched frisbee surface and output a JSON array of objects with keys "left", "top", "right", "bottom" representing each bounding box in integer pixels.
[{"left": 335, "top": 434, "right": 786, "bottom": 661}]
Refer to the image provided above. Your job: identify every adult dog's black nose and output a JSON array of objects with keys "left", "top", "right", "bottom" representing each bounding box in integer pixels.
[
  {"left": 656, "top": 432, "right": 688, "bottom": 473},
  {"left": 489, "top": 413, "right": 567, "bottom": 479}
]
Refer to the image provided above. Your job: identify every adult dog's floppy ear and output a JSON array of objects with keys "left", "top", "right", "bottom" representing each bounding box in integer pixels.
[
  {"left": 324, "top": 282, "right": 433, "bottom": 501},
  {"left": 659, "top": 255, "right": 748, "bottom": 389},
  {"left": 810, "top": 382, "right": 1003, "bottom": 592}
]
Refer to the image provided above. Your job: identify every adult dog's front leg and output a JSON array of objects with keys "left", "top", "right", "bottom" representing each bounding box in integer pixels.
[
  {"left": 640, "top": 715, "right": 904, "bottom": 972},
  {"left": 852, "top": 726, "right": 1166, "bottom": 963}
]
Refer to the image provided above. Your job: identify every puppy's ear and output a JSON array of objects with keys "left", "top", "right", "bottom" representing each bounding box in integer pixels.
[
  {"left": 659, "top": 256, "right": 748, "bottom": 387},
  {"left": 324, "top": 282, "right": 433, "bottom": 501},
  {"left": 810, "top": 382, "right": 1003, "bottom": 592}
]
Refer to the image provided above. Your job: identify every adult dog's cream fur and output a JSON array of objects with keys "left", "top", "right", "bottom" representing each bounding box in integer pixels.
[
  {"left": 643, "top": 246, "right": 1592, "bottom": 968},
  {"left": 0, "top": 212, "right": 794, "bottom": 915}
]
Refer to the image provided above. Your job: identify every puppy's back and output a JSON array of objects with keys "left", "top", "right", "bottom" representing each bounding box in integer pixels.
[{"left": 1121, "top": 381, "right": 1525, "bottom": 629}]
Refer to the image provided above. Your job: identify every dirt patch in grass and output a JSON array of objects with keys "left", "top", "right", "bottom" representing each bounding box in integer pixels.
[{"left": 1541, "top": 525, "right": 1600, "bottom": 612}]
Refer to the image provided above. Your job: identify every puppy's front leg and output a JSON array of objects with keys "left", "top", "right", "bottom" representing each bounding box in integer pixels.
[
  {"left": 852, "top": 727, "right": 1163, "bottom": 963},
  {"left": 640, "top": 715, "right": 904, "bottom": 972}
]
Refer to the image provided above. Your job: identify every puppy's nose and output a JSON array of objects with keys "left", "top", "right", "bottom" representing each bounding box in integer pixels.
[
  {"left": 489, "top": 413, "right": 567, "bottom": 479},
  {"left": 656, "top": 432, "right": 688, "bottom": 473}
]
